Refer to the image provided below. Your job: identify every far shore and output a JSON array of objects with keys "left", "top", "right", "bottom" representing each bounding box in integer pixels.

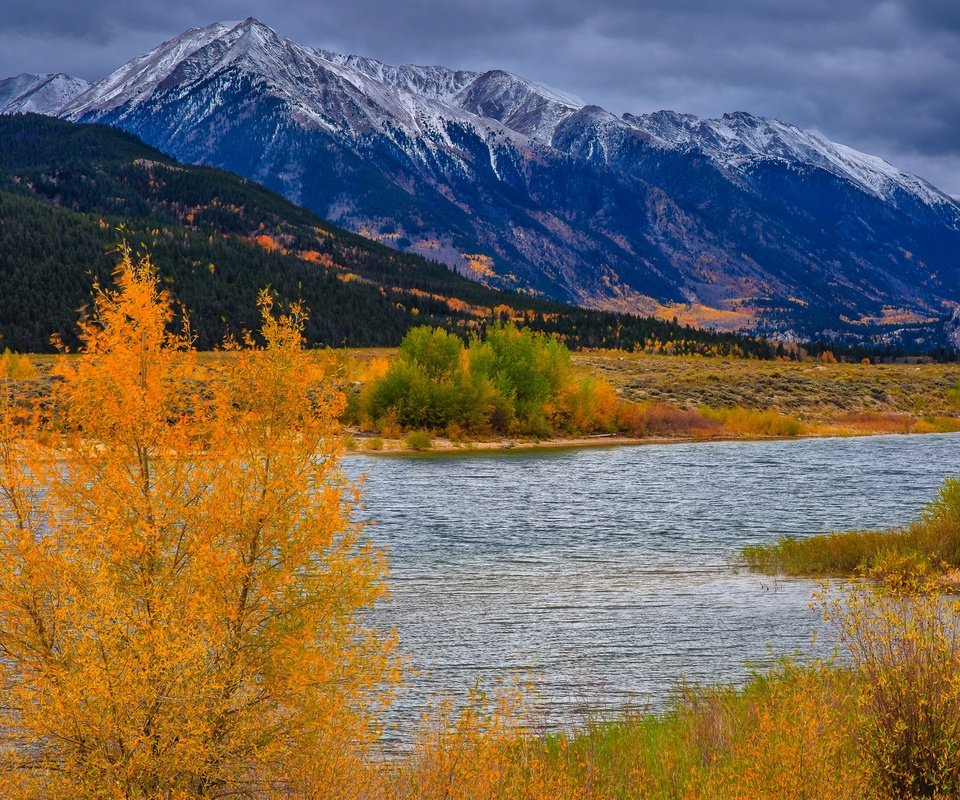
[{"left": 343, "top": 426, "right": 960, "bottom": 457}]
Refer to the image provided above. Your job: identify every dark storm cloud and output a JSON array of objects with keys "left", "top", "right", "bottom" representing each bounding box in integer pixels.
[{"left": 2, "top": 0, "right": 958, "bottom": 194}]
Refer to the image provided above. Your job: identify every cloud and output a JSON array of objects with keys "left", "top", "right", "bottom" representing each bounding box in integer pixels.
[{"left": 2, "top": 0, "right": 958, "bottom": 194}]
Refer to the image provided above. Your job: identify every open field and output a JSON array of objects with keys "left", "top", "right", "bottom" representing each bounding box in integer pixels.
[
  {"left": 575, "top": 351, "right": 960, "bottom": 432},
  {"left": 8, "top": 349, "right": 960, "bottom": 451}
]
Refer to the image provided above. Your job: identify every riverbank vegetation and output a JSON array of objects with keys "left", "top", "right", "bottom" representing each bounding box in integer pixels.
[
  {"left": 5, "top": 334, "right": 960, "bottom": 451},
  {"left": 743, "top": 477, "right": 960, "bottom": 580},
  {"left": 352, "top": 324, "right": 621, "bottom": 438},
  {"left": 345, "top": 327, "right": 960, "bottom": 446}
]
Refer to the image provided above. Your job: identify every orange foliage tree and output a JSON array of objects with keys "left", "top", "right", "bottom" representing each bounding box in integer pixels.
[{"left": 0, "top": 246, "right": 397, "bottom": 798}]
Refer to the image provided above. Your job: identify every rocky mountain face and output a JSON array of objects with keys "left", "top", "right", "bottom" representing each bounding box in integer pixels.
[{"left": 9, "top": 19, "right": 960, "bottom": 344}]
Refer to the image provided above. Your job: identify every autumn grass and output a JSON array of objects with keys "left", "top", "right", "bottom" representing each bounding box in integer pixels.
[
  {"left": 743, "top": 477, "right": 960, "bottom": 577},
  {"left": 382, "top": 663, "right": 865, "bottom": 800},
  {"left": 699, "top": 405, "right": 804, "bottom": 437},
  {"left": 549, "top": 664, "right": 863, "bottom": 800},
  {"left": 577, "top": 351, "right": 960, "bottom": 432}
]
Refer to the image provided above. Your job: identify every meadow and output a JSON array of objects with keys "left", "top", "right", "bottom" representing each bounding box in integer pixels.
[{"left": 578, "top": 350, "right": 960, "bottom": 433}]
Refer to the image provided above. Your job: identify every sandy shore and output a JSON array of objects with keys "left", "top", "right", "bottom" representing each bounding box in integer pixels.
[
  {"left": 341, "top": 428, "right": 955, "bottom": 456},
  {"left": 344, "top": 432, "right": 661, "bottom": 456}
]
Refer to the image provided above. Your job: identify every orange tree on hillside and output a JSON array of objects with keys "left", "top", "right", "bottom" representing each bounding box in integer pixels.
[{"left": 0, "top": 246, "right": 398, "bottom": 798}]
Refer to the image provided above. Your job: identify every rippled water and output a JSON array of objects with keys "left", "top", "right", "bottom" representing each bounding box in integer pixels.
[{"left": 346, "top": 433, "right": 960, "bottom": 735}]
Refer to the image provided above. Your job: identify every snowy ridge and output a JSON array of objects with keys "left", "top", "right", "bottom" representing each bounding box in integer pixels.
[
  {"left": 51, "top": 17, "right": 955, "bottom": 211},
  {"left": 624, "top": 110, "right": 956, "bottom": 208},
  {"left": 61, "top": 18, "right": 537, "bottom": 159},
  {"left": 1, "top": 17, "right": 959, "bottom": 344},
  {"left": 64, "top": 23, "right": 239, "bottom": 115},
  {"left": 451, "top": 70, "right": 582, "bottom": 142},
  {"left": 0, "top": 73, "right": 90, "bottom": 115},
  {"left": 315, "top": 51, "right": 477, "bottom": 103}
]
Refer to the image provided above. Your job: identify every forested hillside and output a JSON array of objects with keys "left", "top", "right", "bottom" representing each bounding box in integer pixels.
[{"left": 0, "top": 114, "right": 779, "bottom": 355}]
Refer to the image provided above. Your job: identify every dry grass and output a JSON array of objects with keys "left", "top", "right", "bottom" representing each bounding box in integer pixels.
[
  {"left": 576, "top": 351, "right": 960, "bottom": 432},
  {"left": 377, "top": 663, "right": 866, "bottom": 800},
  {"left": 379, "top": 575, "right": 960, "bottom": 800}
]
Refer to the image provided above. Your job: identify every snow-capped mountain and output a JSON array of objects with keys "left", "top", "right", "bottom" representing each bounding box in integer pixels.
[
  {"left": 0, "top": 73, "right": 90, "bottom": 115},
  {"left": 10, "top": 18, "right": 960, "bottom": 342},
  {"left": 624, "top": 110, "right": 955, "bottom": 209}
]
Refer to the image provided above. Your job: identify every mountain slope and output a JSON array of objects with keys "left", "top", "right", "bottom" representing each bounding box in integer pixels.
[
  {"left": 0, "top": 114, "right": 781, "bottom": 357},
  {"left": 14, "top": 18, "right": 960, "bottom": 345},
  {"left": 0, "top": 73, "right": 90, "bottom": 115}
]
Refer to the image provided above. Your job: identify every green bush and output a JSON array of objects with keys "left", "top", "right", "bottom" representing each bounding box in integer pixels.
[
  {"left": 361, "top": 324, "right": 616, "bottom": 437},
  {"left": 469, "top": 325, "right": 570, "bottom": 431},
  {"left": 405, "top": 430, "right": 433, "bottom": 450},
  {"left": 947, "top": 382, "right": 960, "bottom": 409}
]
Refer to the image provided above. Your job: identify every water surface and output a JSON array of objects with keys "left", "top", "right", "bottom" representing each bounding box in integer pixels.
[{"left": 347, "top": 433, "right": 960, "bottom": 734}]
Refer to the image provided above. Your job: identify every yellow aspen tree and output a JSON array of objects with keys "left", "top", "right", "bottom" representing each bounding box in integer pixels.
[{"left": 0, "top": 246, "right": 397, "bottom": 799}]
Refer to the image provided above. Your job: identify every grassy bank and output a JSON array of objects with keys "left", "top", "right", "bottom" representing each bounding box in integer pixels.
[
  {"left": 383, "top": 663, "right": 862, "bottom": 800},
  {"left": 743, "top": 477, "right": 960, "bottom": 578},
  {"left": 6, "top": 346, "right": 960, "bottom": 450}
]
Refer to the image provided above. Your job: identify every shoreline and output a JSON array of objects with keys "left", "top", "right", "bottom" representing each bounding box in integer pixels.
[{"left": 343, "top": 427, "right": 960, "bottom": 457}]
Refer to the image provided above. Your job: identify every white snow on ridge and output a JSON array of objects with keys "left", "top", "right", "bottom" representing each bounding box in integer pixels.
[
  {"left": 62, "top": 22, "right": 247, "bottom": 117},
  {"left": 61, "top": 18, "right": 533, "bottom": 158},
  {"left": 315, "top": 50, "right": 478, "bottom": 103},
  {"left": 0, "top": 73, "right": 90, "bottom": 115},
  {"left": 626, "top": 110, "right": 956, "bottom": 208}
]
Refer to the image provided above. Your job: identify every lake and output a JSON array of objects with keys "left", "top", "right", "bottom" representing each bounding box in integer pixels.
[{"left": 346, "top": 432, "right": 960, "bottom": 736}]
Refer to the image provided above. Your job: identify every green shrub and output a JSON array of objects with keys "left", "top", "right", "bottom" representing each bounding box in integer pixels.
[
  {"left": 405, "top": 430, "right": 432, "bottom": 451},
  {"left": 399, "top": 326, "right": 463, "bottom": 381},
  {"left": 947, "top": 382, "right": 960, "bottom": 409},
  {"left": 470, "top": 324, "right": 570, "bottom": 427},
  {"left": 361, "top": 324, "right": 617, "bottom": 437}
]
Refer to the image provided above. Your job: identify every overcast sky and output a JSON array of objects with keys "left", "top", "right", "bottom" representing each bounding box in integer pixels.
[{"left": 2, "top": 0, "right": 958, "bottom": 195}]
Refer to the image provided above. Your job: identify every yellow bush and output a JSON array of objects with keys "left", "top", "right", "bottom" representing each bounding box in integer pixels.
[
  {"left": 823, "top": 579, "right": 960, "bottom": 798},
  {"left": 0, "top": 350, "right": 37, "bottom": 380},
  {"left": 0, "top": 248, "right": 398, "bottom": 798},
  {"left": 700, "top": 406, "right": 803, "bottom": 437}
]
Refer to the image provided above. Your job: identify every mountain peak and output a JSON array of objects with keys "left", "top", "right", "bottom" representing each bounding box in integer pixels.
[
  {"left": 226, "top": 17, "right": 283, "bottom": 41},
  {"left": 38, "top": 19, "right": 960, "bottom": 213},
  {"left": 721, "top": 110, "right": 761, "bottom": 123}
]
